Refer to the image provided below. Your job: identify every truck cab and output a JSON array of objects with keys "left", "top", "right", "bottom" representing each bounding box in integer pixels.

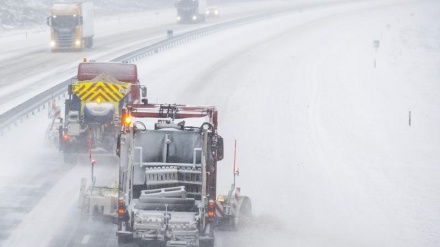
[
  {"left": 47, "top": 2, "right": 94, "bottom": 51},
  {"left": 176, "top": 0, "right": 207, "bottom": 23}
]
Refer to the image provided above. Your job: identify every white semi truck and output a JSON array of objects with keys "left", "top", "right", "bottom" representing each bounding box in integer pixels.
[
  {"left": 176, "top": 0, "right": 207, "bottom": 23},
  {"left": 47, "top": 2, "right": 94, "bottom": 51}
]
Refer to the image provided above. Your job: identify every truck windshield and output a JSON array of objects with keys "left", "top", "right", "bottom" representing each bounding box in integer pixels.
[{"left": 51, "top": 16, "right": 80, "bottom": 28}]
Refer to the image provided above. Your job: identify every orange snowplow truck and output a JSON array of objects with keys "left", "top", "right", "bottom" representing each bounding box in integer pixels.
[
  {"left": 47, "top": 2, "right": 94, "bottom": 51},
  {"left": 59, "top": 62, "right": 146, "bottom": 163}
]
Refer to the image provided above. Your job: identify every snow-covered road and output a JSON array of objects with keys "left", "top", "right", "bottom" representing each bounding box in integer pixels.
[{"left": 1, "top": 0, "right": 440, "bottom": 246}]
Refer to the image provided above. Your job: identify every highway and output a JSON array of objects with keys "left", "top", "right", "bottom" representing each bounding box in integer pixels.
[{"left": 1, "top": 0, "right": 440, "bottom": 246}]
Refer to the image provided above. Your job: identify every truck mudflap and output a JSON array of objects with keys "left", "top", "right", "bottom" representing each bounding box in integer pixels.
[{"left": 199, "top": 236, "right": 215, "bottom": 247}]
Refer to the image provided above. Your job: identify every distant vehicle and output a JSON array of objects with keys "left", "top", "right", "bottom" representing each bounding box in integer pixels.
[
  {"left": 46, "top": 2, "right": 94, "bottom": 51},
  {"left": 176, "top": 0, "right": 207, "bottom": 23},
  {"left": 206, "top": 7, "right": 220, "bottom": 18}
]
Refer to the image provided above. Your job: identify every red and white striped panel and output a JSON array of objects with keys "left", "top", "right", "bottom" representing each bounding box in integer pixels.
[
  {"left": 215, "top": 200, "right": 224, "bottom": 218},
  {"left": 230, "top": 187, "right": 240, "bottom": 216}
]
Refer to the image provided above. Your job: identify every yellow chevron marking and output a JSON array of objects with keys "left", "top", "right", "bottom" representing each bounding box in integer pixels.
[{"left": 72, "top": 81, "right": 131, "bottom": 103}]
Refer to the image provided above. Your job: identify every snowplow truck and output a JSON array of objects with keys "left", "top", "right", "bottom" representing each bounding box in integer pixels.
[
  {"left": 116, "top": 103, "right": 251, "bottom": 246},
  {"left": 176, "top": 0, "right": 207, "bottom": 23},
  {"left": 60, "top": 62, "right": 145, "bottom": 163},
  {"left": 47, "top": 2, "right": 94, "bottom": 51}
]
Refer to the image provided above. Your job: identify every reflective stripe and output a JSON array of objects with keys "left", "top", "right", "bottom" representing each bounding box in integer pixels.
[
  {"left": 231, "top": 187, "right": 240, "bottom": 216},
  {"left": 215, "top": 200, "right": 224, "bottom": 217}
]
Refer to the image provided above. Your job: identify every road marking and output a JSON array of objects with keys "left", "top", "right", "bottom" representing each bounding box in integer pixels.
[{"left": 81, "top": 235, "right": 91, "bottom": 244}]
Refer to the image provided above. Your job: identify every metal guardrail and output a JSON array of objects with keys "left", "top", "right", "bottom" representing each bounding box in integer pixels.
[{"left": 0, "top": 1, "right": 348, "bottom": 135}]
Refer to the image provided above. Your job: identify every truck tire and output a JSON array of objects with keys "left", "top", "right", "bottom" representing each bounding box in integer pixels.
[
  {"left": 117, "top": 234, "right": 132, "bottom": 244},
  {"left": 199, "top": 239, "right": 214, "bottom": 247}
]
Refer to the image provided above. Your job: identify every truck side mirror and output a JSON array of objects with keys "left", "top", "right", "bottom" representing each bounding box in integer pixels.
[
  {"left": 46, "top": 16, "right": 51, "bottom": 26},
  {"left": 140, "top": 86, "right": 147, "bottom": 98},
  {"left": 216, "top": 136, "right": 224, "bottom": 161}
]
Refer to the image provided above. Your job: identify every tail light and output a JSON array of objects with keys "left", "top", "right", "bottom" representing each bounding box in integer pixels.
[
  {"left": 124, "top": 116, "right": 131, "bottom": 125},
  {"left": 208, "top": 200, "right": 215, "bottom": 218},
  {"left": 121, "top": 108, "right": 131, "bottom": 129},
  {"left": 118, "top": 199, "right": 126, "bottom": 217},
  {"left": 63, "top": 133, "right": 70, "bottom": 141}
]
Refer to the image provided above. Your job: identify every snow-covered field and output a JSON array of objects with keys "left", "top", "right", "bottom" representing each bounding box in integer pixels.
[{"left": 1, "top": 0, "right": 439, "bottom": 246}]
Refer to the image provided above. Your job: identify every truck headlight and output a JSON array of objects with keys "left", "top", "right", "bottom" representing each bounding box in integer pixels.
[
  {"left": 177, "top": 16, "right": 181, "bottom": 21},
  {"left": 192, "top": 15, "right": 197, "bottom": 20},
  {"left": 50, "top": 40, "right": 56, "bottom": 47},
  {"left": 75, "top": 40, "right": 81, "bottom": 46}
]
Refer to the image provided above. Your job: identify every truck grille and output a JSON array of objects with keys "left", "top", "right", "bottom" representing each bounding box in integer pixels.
[{"left": 55, "top": 30, "right": 75, "bottom": 48}]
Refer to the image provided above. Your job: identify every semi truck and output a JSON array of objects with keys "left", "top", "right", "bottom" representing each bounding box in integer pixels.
[
  {"left": 59, "top": 61, "right": 146, "bottom": 163},
  {"left": 47, "top": 2, "right": 94, "bottom": 51},
  {"left": 176, "top": 0, "right": 207, "bottom": 23},
  {"left": 115, "top": 102, "right": 251, "bottom": 246}
]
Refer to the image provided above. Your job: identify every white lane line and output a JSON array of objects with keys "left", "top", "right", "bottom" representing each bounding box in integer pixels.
[{"left": 81, "top": 235, "right": 91, "bottom": 244}]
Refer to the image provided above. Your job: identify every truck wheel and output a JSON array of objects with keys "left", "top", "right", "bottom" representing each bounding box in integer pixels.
[
  {"left": 117, "top": 235, "right": 126, "bottom": 244},
  {"left": 117, "top": 234, "right": 132, "bottom": 244},
  {"left": 199, "top": 239, "right": 214, "bottom": 247}
]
